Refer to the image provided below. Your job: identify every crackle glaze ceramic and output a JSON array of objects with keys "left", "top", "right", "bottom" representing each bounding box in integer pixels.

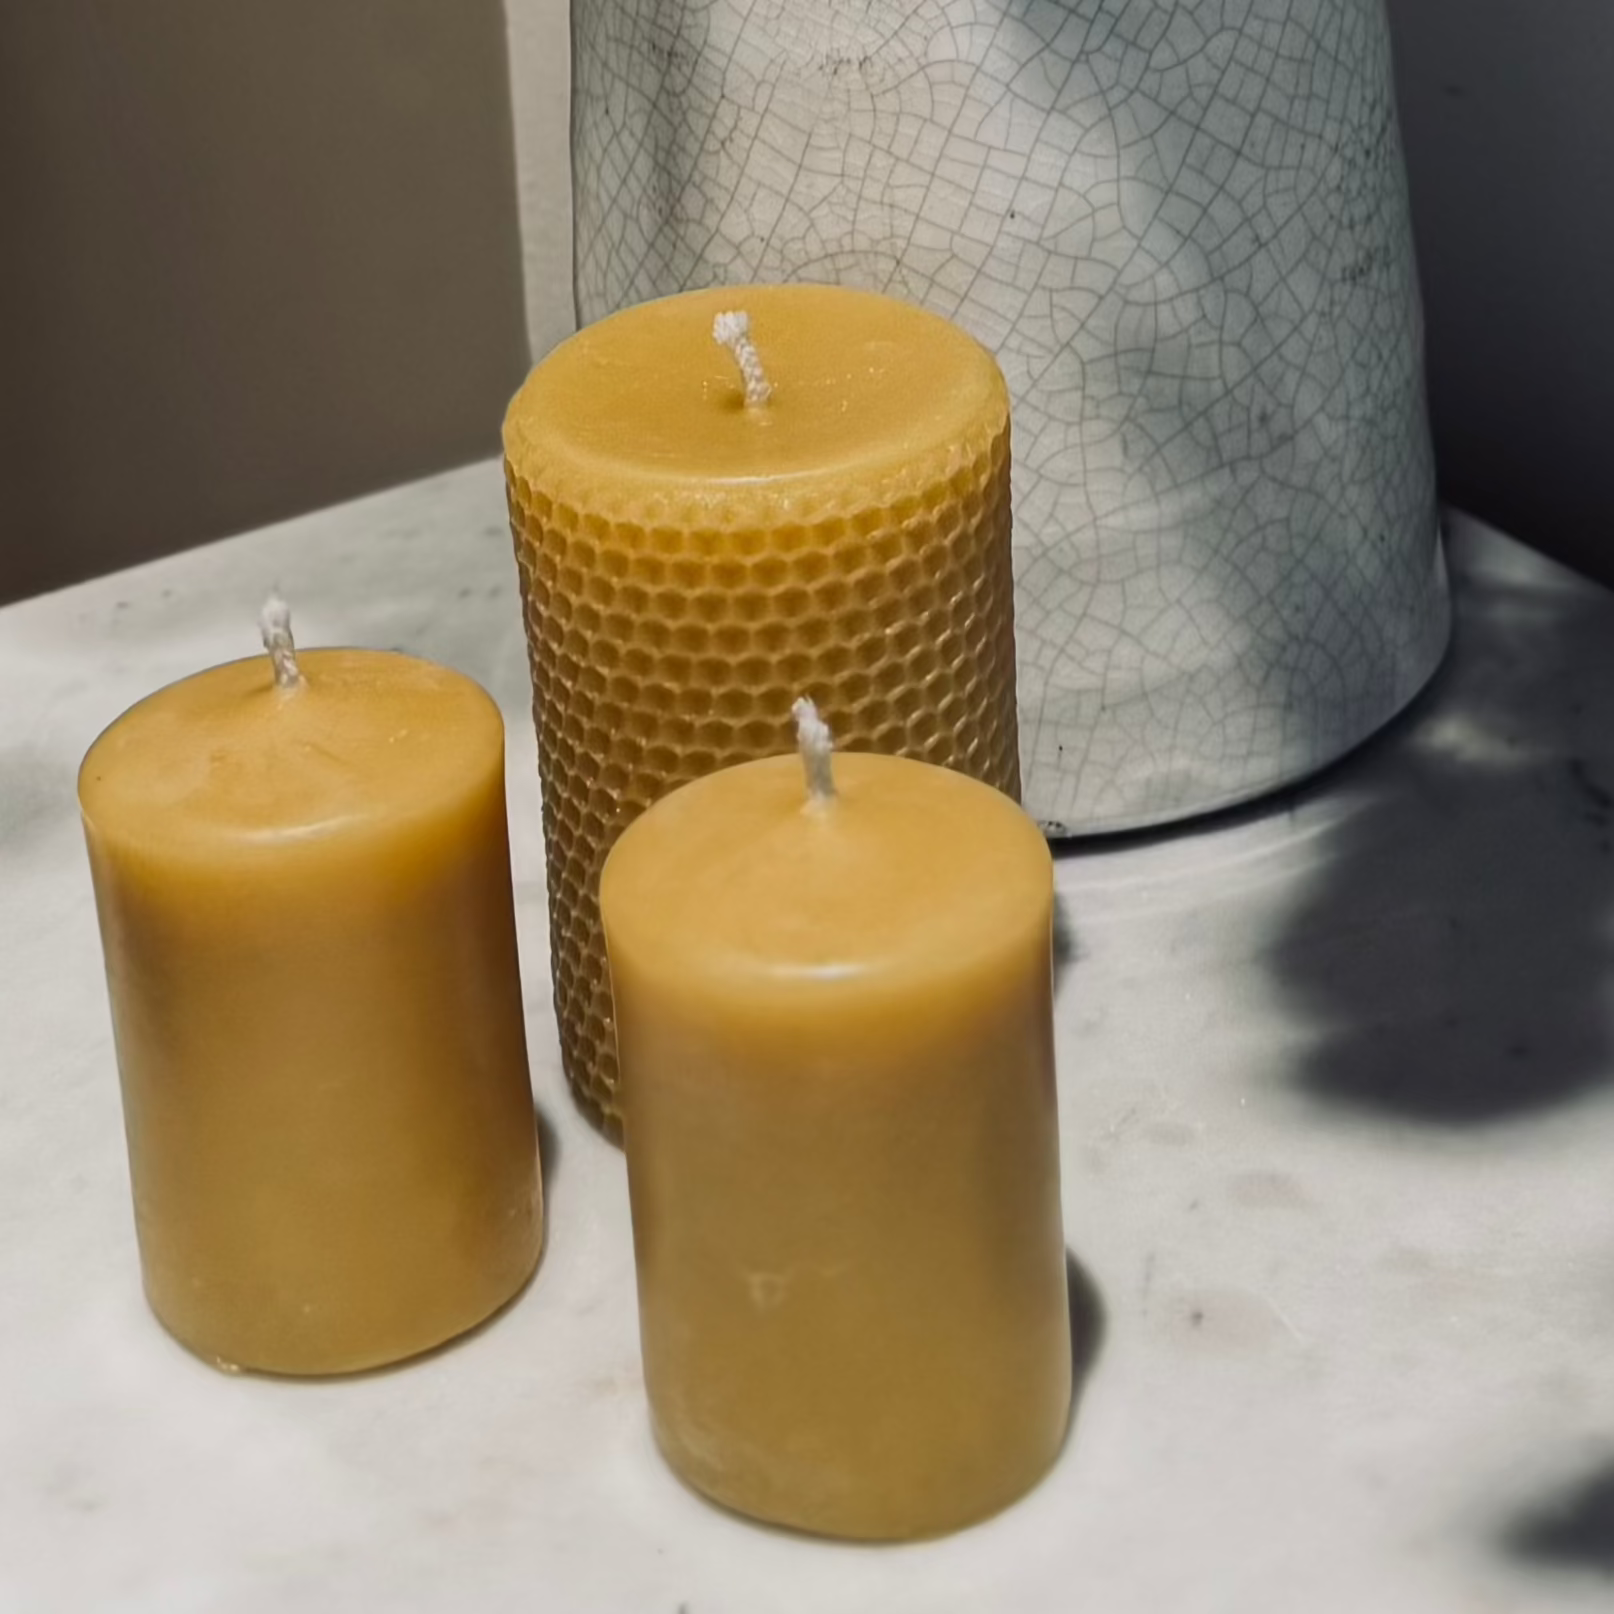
[{"left": 572, "top": 0, "right": 1450, "bottom": 831}]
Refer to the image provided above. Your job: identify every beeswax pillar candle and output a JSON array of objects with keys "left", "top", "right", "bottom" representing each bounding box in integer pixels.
[
  {"left": 600, "top": 704, "right": 1070, "bottom": 1540},
  {"left": 78, "top": 604, "right": 543, "bottom": 1374},
  {"left": 504, "top": 283, "right": 1020, "bottom": 1128}
]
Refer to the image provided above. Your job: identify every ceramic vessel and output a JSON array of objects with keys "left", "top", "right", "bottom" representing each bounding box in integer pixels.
[{"left": 571, "top": 0, "right": 1450, "bottom": 831}]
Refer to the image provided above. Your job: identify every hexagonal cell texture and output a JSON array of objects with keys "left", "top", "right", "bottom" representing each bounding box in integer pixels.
[{"left": 506, "top": 430, "right": 1020, "bottom": 1131}]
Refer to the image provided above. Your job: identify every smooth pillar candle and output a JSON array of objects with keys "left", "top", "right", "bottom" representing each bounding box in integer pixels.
[
  {"left": 78, "top": 630, "right": 543, "bottom": 1374},
  {"left": 600, "top": 717, "right": 1070, "bottom": 1539},
  {"left": 504, "top": 283, "right": 1021, "bottom": 1128}
]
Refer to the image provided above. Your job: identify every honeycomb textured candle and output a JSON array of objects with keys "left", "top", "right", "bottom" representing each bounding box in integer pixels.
[{"left": 504, "top": 283, "right": 1019, "bottom": 1126}]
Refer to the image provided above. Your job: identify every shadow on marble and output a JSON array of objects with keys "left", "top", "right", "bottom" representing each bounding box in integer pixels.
[
  {"left": 535, "top": 1098, "right": 563, "bottom": 1198},
  {"left": 1052, "top": 894, "right": 1082, "bottom": 995},
  {"left": 1064, "top": 1249, "right": 1105, "bottom": 1443},
  {"left": 1502, "top": 1458, "right": 1614, "bottom": 1576},
  {"left": 1266, "top": 569, "right": 1614, "bottom": 1124}
]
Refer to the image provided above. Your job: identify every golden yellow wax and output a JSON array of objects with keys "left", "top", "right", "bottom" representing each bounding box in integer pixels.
[
  {"left": 78, "top": 650, "right": 543, "bottom": 1374},
  {"left": 600, "top": 748, "right": 1070, "bottom": 1540},
  {"left": 504, "top": 283, "right": 1020, "bottom": 1128}
]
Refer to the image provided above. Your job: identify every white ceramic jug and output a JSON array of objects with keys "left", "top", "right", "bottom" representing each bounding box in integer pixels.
[{"left": 572, "top": 0, "right": 1450, "bottom": 832}]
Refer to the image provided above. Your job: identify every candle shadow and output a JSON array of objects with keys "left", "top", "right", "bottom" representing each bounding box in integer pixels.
[
  {"left": 535, "top": 1099, "right": 563, "bottom": 1196},
  {"left": 1052, "top": 893, "right": 1081, "bottom": 996},
  {"left": 1501, "top": 1456, "right": 1614, "bottom": 1577},
  {"left": 1063, "top": 1248, "right": 1106, "bottom": 1443}
]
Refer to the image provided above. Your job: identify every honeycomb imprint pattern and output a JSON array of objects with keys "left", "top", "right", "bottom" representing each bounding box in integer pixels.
[{"left": 505, "top": 425, "right": 1020, "bottom": 1130}]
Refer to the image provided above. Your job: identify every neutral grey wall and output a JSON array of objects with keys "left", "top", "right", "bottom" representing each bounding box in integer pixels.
[
  {"left": 0, "top": 1, "right": 530, "bottom": 605},
  {"left": 1386, "top": 0, "right": 1614, "bottom": 585}
]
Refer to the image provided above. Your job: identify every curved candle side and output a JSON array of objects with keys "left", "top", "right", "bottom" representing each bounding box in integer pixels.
[
  {"left": 602, "top": 750, "right": 1071, "bottom": 1539},
  {"left": 80, "top": 648, "right": 544, "bottom": 1374}
]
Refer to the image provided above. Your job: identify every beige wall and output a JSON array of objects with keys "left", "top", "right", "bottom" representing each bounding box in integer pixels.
[
  {"left": 505, "top": 0, "right": 576, "bottom": 363},
  {"left": 0, "top": 1, "right": 531, "bottom": 604}
]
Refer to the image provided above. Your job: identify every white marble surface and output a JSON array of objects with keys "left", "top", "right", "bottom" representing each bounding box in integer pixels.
[{"left": 4, "top": 460, "right": 1614, "bottom": 1612}]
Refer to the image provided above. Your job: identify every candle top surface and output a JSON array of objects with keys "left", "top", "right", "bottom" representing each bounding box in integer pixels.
[
  {"left": 601, "top": 751, "right": 1050, "bottom": 999},
  {"left": 78, "top": 649, "right": 502, "bottom": 854},
  {"left": 503, "top": 284, "right": 1007, "bottom": 521}
]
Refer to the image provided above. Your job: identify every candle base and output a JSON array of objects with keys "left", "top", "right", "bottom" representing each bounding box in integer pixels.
[
  {"left": 648, "top": 1359, "right": 1070, "bottom": 1543},
  {"left": 148, "top": 1228, "right": 543, "bottom": 1378}
]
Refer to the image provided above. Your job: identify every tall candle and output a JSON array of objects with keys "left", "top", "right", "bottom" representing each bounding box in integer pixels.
[
  {"left": 504, "top": 283, "right": 1020, "bottom": 1129},
  {"left": 600, "top": 704, "right": 1070, "bottom": 1540},
  {"left": 78, "top": 606, "right": 543, "bottom": 1374}
]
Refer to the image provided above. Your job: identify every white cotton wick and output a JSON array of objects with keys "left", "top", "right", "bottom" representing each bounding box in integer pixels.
[
  {"left": 712, "top": 310, "right": 773, "bottom": 408},
  {"left": 259, "top": 592, "right": 303, "bottom": 690},
  {"left": 792, "top": 696, "right": 836, "bottom": 804}
]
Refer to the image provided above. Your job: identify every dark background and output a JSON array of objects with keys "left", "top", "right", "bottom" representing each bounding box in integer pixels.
[{"left": 1387, "top": 0, "right": 1614, "bottom": 590}]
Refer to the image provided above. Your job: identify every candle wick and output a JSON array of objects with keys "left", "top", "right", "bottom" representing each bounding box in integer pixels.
[
  {"left": 791, "top": 697, "right": 836, "bottom": 804},
  {"left": 259, "top": 592, "right": 304, "bottom": 690},
  {"left": 712, "top": 311, "right": 773, "bottom": 408}
]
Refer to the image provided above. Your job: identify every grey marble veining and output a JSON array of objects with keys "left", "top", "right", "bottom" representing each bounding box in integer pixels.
[{"left": 2, "top": 462, "right": 1613, "bottom": 1612}]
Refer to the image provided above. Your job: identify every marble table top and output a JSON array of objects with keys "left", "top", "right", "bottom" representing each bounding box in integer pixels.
[{"left": 4, "top": 460, "right": 1613, "bottom": 1613}]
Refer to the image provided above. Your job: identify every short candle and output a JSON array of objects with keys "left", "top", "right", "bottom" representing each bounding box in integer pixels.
[
  {"left": 504, "top": 282, "right": 1021, "bottom": 1128},
  {"left": 601, "top": 704, "right": 1070, "bottom": 1540},
  {"left": 78, "top": 606, "right": 543, "bottom": 1374}
]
